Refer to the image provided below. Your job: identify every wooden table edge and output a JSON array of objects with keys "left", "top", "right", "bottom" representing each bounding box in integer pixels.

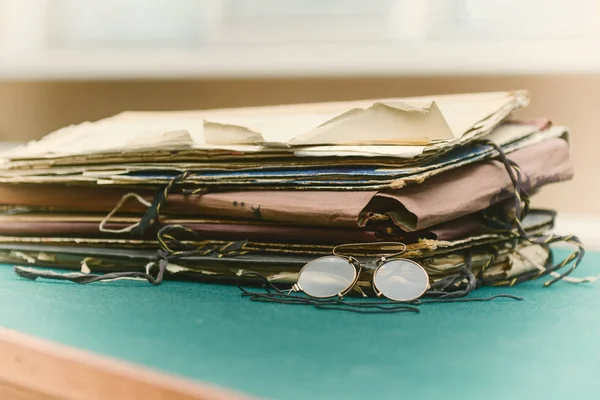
[{"left": 0, "top": 327, "right": 255, "bottom": 400}]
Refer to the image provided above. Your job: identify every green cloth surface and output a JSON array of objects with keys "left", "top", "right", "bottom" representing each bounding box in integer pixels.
[{"left": 0, "top": 249, "right": 599, "bottom": 400}]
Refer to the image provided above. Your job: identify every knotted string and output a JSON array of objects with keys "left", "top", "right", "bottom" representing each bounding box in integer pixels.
[
  {"left": 132, "top": 171, "right": 193, "bottom": 237},
  {"left": 98, "top": 192, "right": 153, "bottom": 234},
  {"left": 14, "top": 224, "right": 248, "bottom": 286},
  {"left": 426, "top": 250, "right": 478, "bottom": 298},
  {"left": 13, "top": 137, "right": 590, "bottom": 313},
  {"left": 475, "top": 139, "right": 588, "bottom": 287},
  {"left": 15, "top": 254, "right": 169, "bottom": 285}
]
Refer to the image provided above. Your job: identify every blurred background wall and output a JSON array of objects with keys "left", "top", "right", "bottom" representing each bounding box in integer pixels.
[{"left": 1, "top": 0, "right": 599, "bottom": 221}]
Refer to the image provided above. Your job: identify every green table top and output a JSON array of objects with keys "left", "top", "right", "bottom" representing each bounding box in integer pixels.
[{"left": 0, "top": 248, "right": 598, "bottom": 400}]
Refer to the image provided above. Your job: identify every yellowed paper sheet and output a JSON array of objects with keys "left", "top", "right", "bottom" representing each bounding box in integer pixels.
[{"left": 1, "top": 90, "right": 528, "bottom": 161}]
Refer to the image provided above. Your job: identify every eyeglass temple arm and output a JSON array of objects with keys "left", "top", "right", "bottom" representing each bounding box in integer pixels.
[{"left": 290, "top": 283, "right": 302, "bottom": 293}]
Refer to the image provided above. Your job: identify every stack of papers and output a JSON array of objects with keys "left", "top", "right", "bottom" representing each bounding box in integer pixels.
[{"left": 0, "top": 90, "right": 581, "bottom": 296}]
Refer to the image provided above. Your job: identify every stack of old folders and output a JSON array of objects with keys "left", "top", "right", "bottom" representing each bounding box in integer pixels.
[{"left": 0, "top": 90, "right": 591, "bottom": 312}]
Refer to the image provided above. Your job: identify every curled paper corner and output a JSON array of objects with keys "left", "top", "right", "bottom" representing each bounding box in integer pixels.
[
  {"left": 165, "top": 262, "right": 194, "bottom": 274},
  {"left": 12, "top": 251, "right": 36, "bottom": 264},
  {"left": 80, "top": 258, "right": 93, "bottom": 274},
  {"left": 287, "top": 100, "right": 451, "bottom": 146},
  {"left": 125, "top": 129, "right": 195, "bottom": 149},
  {"left": 511, "top": 89, "right": 531, "bottom": 107},
  {"left": 203, "top": 120, "right": 265, "bottom": 145},
  {"left": 36, "top": 252, "right": 56, "bottom": 262}
]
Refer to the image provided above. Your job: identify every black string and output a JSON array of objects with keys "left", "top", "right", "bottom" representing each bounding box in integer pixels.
[
  {"left": 236, "top": 272, "right": 522, "bottom": 313},
  {"left": 14, "top": 251, "right": 169, "bottom": 285},
  {"left": 421, "top": 249, "right": 483, "bottom": 299},
  {"left": 133, "top": 171, "right": 193, "bottom": 237},
  {"left": 475, "top": 139, "right": 586, "bottom": 287},
  {"left": 13, "top": 138, "right": 586, "bottom": 314},
  {"left": 477, "top": 140, "right": 530, "bottom": 227},
  {"left": 416, "top": 294, "right": 523, "bottom": 304},
  {"left": 236, "top": 272, "right": 419, "bottom": 314},
  {"left": 233, "top": 139, "right": 588, "bottom": 310}
]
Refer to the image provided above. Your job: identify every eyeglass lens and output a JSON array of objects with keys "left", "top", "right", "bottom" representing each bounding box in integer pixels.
[
  {"left": 373, "top": 259, "right": 429, "bottom": 302},
  {"left": 297, "top": 256, "right": 356, "bottom": 298}
]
